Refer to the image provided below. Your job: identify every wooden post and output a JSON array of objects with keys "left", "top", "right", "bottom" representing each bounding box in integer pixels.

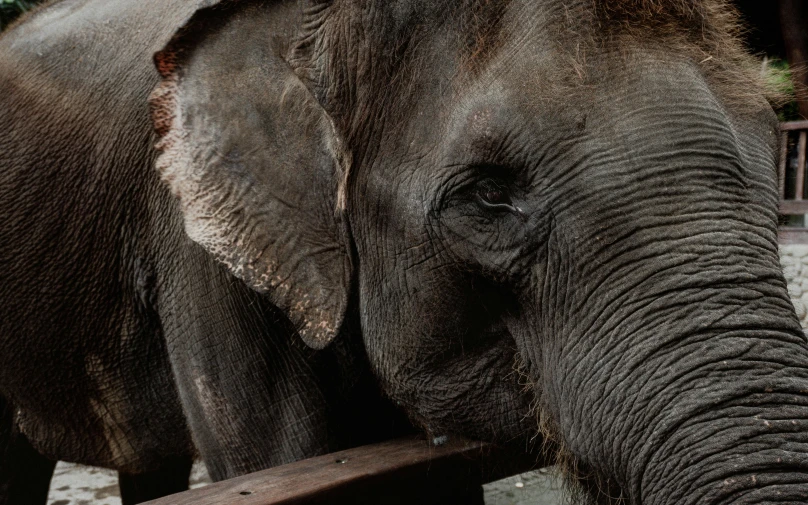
[
  {"left": 797, "top": 130, "right": 807, "bottom": 201},
  {"left": 780, "top": 131, "right": 789, "bottom": 199},
  {"left": 779, "top": 121, "right": 808, "bottom": 242},
  {"left": 779, "top": 0, "right": 808, "bottom": 119}
]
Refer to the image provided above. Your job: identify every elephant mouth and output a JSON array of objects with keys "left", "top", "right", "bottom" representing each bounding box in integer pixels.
[
  {"left": 472, "top": 317, "right": 512, "bottom": 349},
  {"left": 462, "top": 278, "right": 520, "bottom": 352}
]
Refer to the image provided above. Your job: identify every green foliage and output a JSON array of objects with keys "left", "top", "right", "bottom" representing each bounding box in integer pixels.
[
  {"left": 765, "top": 58, "right": 802, "bottom": 122},
  {"left": 0, "top": 0, "right": 40, "bottom": 32}
]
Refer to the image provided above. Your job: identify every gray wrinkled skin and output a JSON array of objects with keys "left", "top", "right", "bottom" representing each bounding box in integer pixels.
[{"left": 2, "top": 1, "right": 808, "bottom": 504}]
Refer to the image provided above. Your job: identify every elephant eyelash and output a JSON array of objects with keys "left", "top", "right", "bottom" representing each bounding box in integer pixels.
[
  {"left": 437, "top": 163, "right": 520, "bottom": 214},
  {"left": 476, "top": 179, "right": 517, "bottom": 212}
]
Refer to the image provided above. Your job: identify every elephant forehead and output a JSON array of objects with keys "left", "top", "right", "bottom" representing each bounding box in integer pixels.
[
  {"left": 462, "top": 0, "right": 733, "bottom": 42},
  {"left": 451, "top": 0, "right": 770, "bottom": 110}
]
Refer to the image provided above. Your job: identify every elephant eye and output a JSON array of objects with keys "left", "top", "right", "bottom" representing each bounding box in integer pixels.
[
  {"left": 483, "top": 189, "right": 507, "bottom": 204},
  {"left": 477, "top": 180, "right": 515, "bottom": 211}
]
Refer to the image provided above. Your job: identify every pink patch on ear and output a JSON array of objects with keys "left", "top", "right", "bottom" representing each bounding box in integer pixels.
[
  {"left": 150, "top": 48, "right": 183, "bottom": 139},
  {"left": 154, "top": 49, "right": 179, "bottom": 78},
  {"left": 149, "top": 74, "right": 178, "bottom": 139}
]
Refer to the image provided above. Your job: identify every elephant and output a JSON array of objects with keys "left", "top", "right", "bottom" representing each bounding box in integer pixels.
[{"left": 2, "top": 0, "right": 808, "bottom": 504}]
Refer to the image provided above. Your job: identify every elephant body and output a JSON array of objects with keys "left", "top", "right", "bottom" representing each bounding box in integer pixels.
[
  {"left": 0, "top": 1, "right": 405, "bottom": 502},
  {"left": 2, "top": 1, "right": 808, "bottom": 504},
  {"left": 0, "top": 0, "right": 194, "bottom": 473}
]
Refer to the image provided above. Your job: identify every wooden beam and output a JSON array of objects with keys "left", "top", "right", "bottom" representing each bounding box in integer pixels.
[
  {"left": 780, "top": 200, "right": 808, "bottom": 214},
  {"left": 142, "top": 437, "right": 539, "bottom": 505},
  {"left": 781, "top": 120, "right": 808, "bottom": 131},
  {"left": 779, "top": 228, "right": 808, "bottom": 245}
]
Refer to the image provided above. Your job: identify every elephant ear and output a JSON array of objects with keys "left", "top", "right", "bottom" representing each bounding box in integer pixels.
[{"left": 150, "top": 0, "right": 351, "bottom": 349}]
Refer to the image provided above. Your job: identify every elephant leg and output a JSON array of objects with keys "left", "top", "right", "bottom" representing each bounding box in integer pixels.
[
  {"left": 454, "top": 485, "right": 485, "bottom": 505},
  {"left": 0, "top": 398, "right": 56, "bottom": 505},
  {"left": 2, "top": 439, "right": 56, "bottom": 505},
  {"left": 118, "top": 456, "right": 193, "bottom": 505},
  {"left": 161, "top": 256, "right": 336, "bottom": 481}
]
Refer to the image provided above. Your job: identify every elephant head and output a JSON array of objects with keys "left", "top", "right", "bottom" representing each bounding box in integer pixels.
[{"left": 151, "top": 0, "right": 808, "bottom": 503}]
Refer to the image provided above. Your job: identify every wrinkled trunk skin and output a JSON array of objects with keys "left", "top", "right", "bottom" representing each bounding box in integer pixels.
[
  {"left": 590, "top": 296, "right": 808, "bottom": 504},
  {"left": 640, "top": 331, "right": 808, "bottom": 503},
  {"left": 528, "top": 205, "right": 808, "bottom": 505},
  {"left": 514, "top": 64, "right": 808, "bottom": 504}
]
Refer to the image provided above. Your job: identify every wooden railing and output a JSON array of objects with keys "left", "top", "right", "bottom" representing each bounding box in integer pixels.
[
  {"left": 779, "top": 120, "right": 808, "bottom": 244},
  {"left": 142, "top": 436, "right": 537, "bottom": 505}
]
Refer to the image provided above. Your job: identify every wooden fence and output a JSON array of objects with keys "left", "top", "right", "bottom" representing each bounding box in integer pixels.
[
  {"left": 779, "top": 120, "right": 808, "bottom": 244},
  {"left": 142, "top": 436, "right": 537, "bottom": 505}
]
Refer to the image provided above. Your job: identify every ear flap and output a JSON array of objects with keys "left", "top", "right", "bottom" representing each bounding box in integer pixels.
[{"left": 150, "top": 0, "right": 351, "bottom": 349}]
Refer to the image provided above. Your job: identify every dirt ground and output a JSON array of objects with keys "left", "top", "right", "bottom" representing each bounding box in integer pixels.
[
  {"left": 46, "top": 462, "right": 567, "bottom": 505},
  {"left": 47, "top": 462, "right": 211, "bottom": 505}
]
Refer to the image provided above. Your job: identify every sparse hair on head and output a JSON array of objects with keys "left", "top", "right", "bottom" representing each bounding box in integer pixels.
[{"left": 588, "top": 0, "right": 788, "bottom": 112}]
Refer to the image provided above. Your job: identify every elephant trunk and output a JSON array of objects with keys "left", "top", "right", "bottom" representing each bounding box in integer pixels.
[
  {"left": 522, "top": 217, "right": 808, "bottom": 503},
  {"left": 534, "top": 289, "right": 808, "bottom": 504},
  {"left": 634, "top": 327, "right": 808, "bottom": 505}
]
